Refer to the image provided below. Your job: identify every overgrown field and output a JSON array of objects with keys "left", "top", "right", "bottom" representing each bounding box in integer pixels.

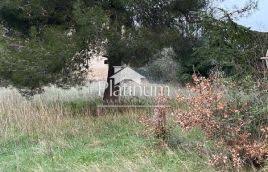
[
  {"left": 0, "top": 88, "right": 213, "bottom": 172},
  {"left": 0, "top": 78, "right": 267, "bottom": 172}
]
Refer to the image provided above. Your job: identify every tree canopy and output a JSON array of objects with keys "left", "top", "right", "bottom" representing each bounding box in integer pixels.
[{"left": 0, "top": 0, "right": 266, "bottom": 95}]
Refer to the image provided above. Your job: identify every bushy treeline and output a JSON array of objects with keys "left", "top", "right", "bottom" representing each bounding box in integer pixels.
[{"left": 0, "top": 0, "right": 267, "bottom": 92}]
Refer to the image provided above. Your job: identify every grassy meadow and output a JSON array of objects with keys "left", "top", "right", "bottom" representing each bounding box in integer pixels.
[
  {"left": 0, "top": 80, "right": 267, "bottom": 171},
  {"left": 0, "top": 86, "right": 215, "bottom": 172}
]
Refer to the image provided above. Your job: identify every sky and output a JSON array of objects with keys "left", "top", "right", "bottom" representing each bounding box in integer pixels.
[{"left": 221, "top": 0, "right": 268, "bottom": 32}]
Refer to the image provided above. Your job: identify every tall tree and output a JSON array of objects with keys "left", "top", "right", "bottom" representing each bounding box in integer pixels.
[
  {"left": 0, "top": 0, "right": 260, "bottom": 99},
  {"left": 0, "top": 0, "right": 206, "bottom": 98}
]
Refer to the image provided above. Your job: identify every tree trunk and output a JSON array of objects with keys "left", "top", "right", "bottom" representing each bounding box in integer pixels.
[{"left": 103, "top": 63, "right": 120, "bottom": 103}]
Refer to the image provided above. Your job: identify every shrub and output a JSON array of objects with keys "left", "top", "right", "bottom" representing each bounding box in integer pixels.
[
  {"left": 175, "top": 74, "right": 268, "bottom": 168},
  {"left": 141, "top": 48, "right": 179, "bottom": 83}
]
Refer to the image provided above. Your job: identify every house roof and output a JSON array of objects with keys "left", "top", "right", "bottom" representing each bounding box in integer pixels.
[{"left": 110, "top": 66, "right": 146, "bottom": 85}]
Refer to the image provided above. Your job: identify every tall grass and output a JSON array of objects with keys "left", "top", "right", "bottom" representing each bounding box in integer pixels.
[
  {"left": 0, "top": 86, "right": 214, "bottom": 171},
  {"left": 1, "top": 78, "right": 266, "bottom": 171}
]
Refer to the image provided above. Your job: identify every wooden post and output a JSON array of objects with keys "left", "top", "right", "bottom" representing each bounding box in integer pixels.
[
  {"left": 154, "top": 87, "right": 168, "bottom": 141},
  {"left": 260, "top": 50, "right": 268, "bottom": 79}
]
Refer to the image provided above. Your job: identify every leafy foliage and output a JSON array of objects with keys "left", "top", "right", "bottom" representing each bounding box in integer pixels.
[
  {"left": 0, "top": 0, "right": 265, "bottom": 93},
  {"left": 175, "top": 75, "right": 268, "bottom": 168},
  {"left": 0, "top": 26, "right": 85, "bottom": 95}
]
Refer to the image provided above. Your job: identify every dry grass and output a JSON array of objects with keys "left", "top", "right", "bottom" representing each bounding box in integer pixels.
[
  {"left": 0, "top": 89, "right": 65, "bottom": 138},
  {"left": 1, "top": 78, "right": 266, "bottom": 171},
  {"left": 0, "top": 87, "right": 214, "bottom": 172}
]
